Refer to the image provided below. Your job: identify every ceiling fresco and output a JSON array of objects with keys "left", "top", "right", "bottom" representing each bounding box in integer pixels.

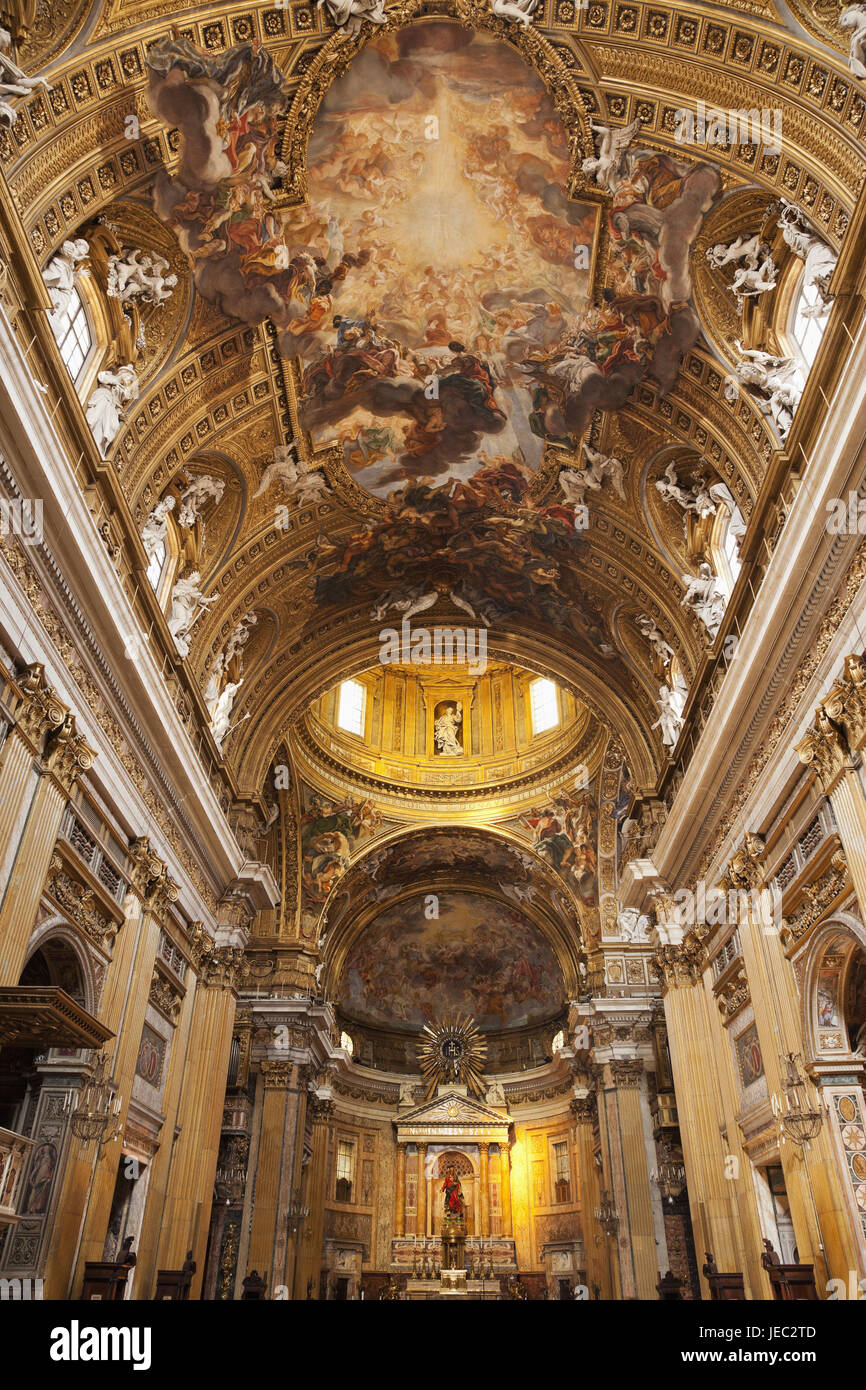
[
  {"left": 146, "top": 21, "right": 721, "bottom": 500},
  {"left": 337, "top": 888, "right": 565, "bottom": 1031}
]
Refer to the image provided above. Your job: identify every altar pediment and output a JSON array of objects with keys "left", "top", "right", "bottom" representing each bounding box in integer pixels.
[{"left": 396, "top": 1090, "right": 510, "bottom": 1145}]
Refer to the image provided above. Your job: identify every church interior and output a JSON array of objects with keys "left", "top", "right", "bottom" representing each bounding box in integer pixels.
[{"left": 1, "top": 0, "right": 866, "bottom": 1308}]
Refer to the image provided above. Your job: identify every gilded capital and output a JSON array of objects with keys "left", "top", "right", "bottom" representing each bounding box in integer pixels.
[
  {"left": 261, "top": 1060, "right": 294, "bottom": 1090},
  {"left": 12, "top": 662, "right": 68, "bottom": 749},
  {"left": 197, "top": 941, "right": 245, "bottom": 990},
  {"left": 651, "top": 933, "right": 707, "bottom": 990},
  {"left": 308, "top": 1095, "right": 335, "bottom": 1123},
  {"left": 129, "top": 836, "right": 179, "bottom": 917},
  {"left": 41, "top": 712, "right": 95, "bottom": 793},
  {"left": 570, "top": 1093, "right": 597, "bottom": 1124},
  {"left": 796, "top": 701, "right": 852, "bottom": 789},
  {"left": 723, "top": 832, "right": 765, "bottom": 892},
  {"left": 610, "top": 1059, "right": 643, "bottom": 1089}
]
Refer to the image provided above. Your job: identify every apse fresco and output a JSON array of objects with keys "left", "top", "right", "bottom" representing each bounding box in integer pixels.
[
  {"left": 339, "top": 890, "right": 563, "bottom": 1031},
  {"left": 147, "top": 26, "right": 721, "bottom": 498}
]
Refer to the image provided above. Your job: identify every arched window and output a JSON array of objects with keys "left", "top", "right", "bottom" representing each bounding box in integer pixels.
[
  {"left": 49, "top": 287, "right": 93, "bottom": 385},
  {"left": 788, "top": 269, "right": 828, "bottom": 373}
]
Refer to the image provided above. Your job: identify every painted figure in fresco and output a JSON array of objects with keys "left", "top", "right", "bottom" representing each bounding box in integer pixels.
[
  {"left": 442, "top": 1168, "right": 465, "bottom": 1219},
  {"left": 24, "top": 1140, "right": 57, "bottom": 1214}
]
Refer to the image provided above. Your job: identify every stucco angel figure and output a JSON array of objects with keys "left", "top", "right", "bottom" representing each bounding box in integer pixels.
[
  {"left": 705, "top": 233, "right": 763, "bottom": 271},
  {"left": 316, "top": 0, "right": 387, "bottom": 36},
  {"left": 635, "top": 613, "right": 675, "bottom": 667},
  {"left": 581, "top": 119, "right": 643, "bottom": 193},
  {"left": 0, "top": 27, "right": 51, "bottom": 126},
  {"left": 616, "top": 906, "right": 651, "bottom": 942},
  {"left": 85, "top": 364, "right": 139, "bottom": 457},
  {"left": 654, "top": 462, "right": 717, "bottom": 527},
  {"left": 42, "top": 238, "right": 90, "bottom": 318},
  {"left": 107, "top": 248, "right": 178, "bottom": 306},
  {"left": 681, "top": 562, "right": 725, "bottom": 638},
  {"left": 581, "top": 442, "right": 626, "bottom": 497},
  {"left": 777, "top": 201, "right": 837, "bottom": 316},
  {"left": 652, "top": 684, "right": 682, "bottom": 750},
  {"left": 732, "top": 343, "right": 802, "bottom": 439},
  {"left": 434, "top": 701, "right": 463, "bottom": 756},
  {"left": 840, "top": 5, "right": 866, "bottom": 80},
  {"left": 168, "top": 571, "right": 217, "bottom": 657},
  {"left": 210, "top": 678, "right": 243, "bottom": 750},
  {"left": 294, "top": 469, "right": 331, "bottom": 507},
  {"left": 177, "top": 474, "right": 225, "bottom": 529},
  {"left": 141, "top": 495, "right": 176, "bottom": 561},
  {"left": 706, "top": 233, "right": 777, "bottom": 306},
  {"left": 490, "top": 0, "right": 539, "bottom": 28},
  {"left": 252, "top": 443, "right": 304, "bottom": 499}
]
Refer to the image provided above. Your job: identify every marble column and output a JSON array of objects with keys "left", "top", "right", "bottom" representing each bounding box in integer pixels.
[
  {"left": 295, "top": 1095, "right": 333, "bottom": 1299},
  {"left": 479, "top": 1142, "right": 490, "bottom": 1238},
  {"left": 724, "top": 835, "right": 863, "bottom": 1289},
  {"left": 153, "top": 935, "right": 242, "bottom": 1296},
  {"left": 0, "top": 703, "right": 94, "bottom": 985},
  {"left": 572, "top": 1091, "right": 610, "bottom": 1299},
  {"left": 498, "top": 1141, "right": 512, "bottom": 1238},
  {"left": 653, "top": 923, "right": 762, "bottom": 1297},
  {"left": 395, "top": 1142, "right": 406, "bottom": 1238},
  {"left": 416, "top": 1142, "right": 428, "bottom": 1239}
]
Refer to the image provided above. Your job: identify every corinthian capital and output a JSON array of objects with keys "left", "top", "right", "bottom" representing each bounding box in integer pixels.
[
  {"left": 196, "top": 936, "right": 245, "bottom": 990},
  {"left": 129, "top": 836, "right": 179, "bottom": 917},
  {"left": 796, "top": 702, "right": 851, "bottom": 788},
  {"left": 651, "top": 932, "right": 707, "bottom": 990},
  {"left": 570, "top": 1093, "right": 597, "bottom": 1124},
  {"left": 42, "top": 712, "right": 96, "bottom": 793},
  {"left": 12, "top": 662, "right": 68, "bottom": 748},
  {"left": 610, "top": 1059, "right": 643, "bottom": 1089},
  {"left": 723, "top": 832, "right": 765, "bottom": 892}
]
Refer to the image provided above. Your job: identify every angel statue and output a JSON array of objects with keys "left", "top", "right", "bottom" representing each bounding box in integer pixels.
[
  {"left": 177, "top": 474, "right": 225, "bottom": 529},
  {"left": 210, "top": 679, "right": 243, "bottom": 751},
  {"left": 252, "top": 442, "right": 304, "bottom": 498},
  {"left": 434, "top": 702, "right": 463, "bottom": 756},
  {"left": 85, "top": 365, "right": 139, "bottom": 458},
  {"left": 582, "top": 442, "right": 626, "bottom": 497},
  {"left": 681, "top": 562, "right": 726, "bottom": 639},
  {"left": 0, "top": 28, "right": 51, "bottom": 127},
  {"left": 42, "top": 239, "right": 89, "bottom": 318},
  {"left": 635, "top": 614, "right": 675, "bottom": 667},
  {"left": 840, "top": 5, "right": 866, "bottom": 79},
  {"left": 167, "top": 571, "right": 217, "bottom": 658},
  {"left": 581, "top": 119, "right": 643, "bottom": 193},
  {"left": 706, "top": 233, "right": 777, "bottom": 307},
  {"left": 140, "top": 495, "right": 176, "bottom": 561},
  {"left": 316, "top": 0, "right": 387, "bottom": 36},
  {"left": 705, "top": 233, "right": 763, "bottom": 270},
  {"left": 730, "top": 343, "right": 802, "bottom": 439},
  {"left": 777, "top": 201, "right": 837, "bottom": 317},
  {"left": 652, "top": 684, "right": 682, "bottom": 751},
  {"left": 107, "top": 248, "right": 178, "bottom": 306},
  {"left": 490, "top": 0, "right": 539, "bottom": 27}
]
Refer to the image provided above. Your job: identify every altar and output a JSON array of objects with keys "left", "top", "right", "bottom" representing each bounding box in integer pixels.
[{"left": 390, "top": 1087, "right": 518, "bottom": 1279}]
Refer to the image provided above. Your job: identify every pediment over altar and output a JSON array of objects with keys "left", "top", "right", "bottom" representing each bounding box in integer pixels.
[{"left": 396, "top": 1090, "right": 510, "bottom": 1146}]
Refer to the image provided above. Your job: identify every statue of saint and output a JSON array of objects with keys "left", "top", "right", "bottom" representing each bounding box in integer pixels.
[{"left": 442, "top": 1167, "right": 465, "bottom": 1220}]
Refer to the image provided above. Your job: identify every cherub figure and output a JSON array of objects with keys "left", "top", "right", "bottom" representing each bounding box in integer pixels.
[{"left": 581, "top": 119, "right": 643, "bottom": 192}]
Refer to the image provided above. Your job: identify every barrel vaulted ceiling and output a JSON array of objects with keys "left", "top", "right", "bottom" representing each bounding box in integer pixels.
[{"left": 1, "top": 0, "right": 864, "bottom": 819}]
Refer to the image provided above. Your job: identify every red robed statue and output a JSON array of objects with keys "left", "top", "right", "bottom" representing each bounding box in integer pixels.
[{"left": 442, "top": 1168, "right": 465, "bottom": 1219}]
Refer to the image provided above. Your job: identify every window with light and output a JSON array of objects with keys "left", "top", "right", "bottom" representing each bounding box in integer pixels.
[
  {"left": 146, "top": 539, "right": 167, "bottom": 593},
  {"left": 790, "top": 272, "right": 827, "bottom": 371},
  {"left": 335, "top": 1140, "right": 354, "bottom": 1201},
  {"left": 530, "top": 677, "right": 559, "bottom": 735},
  {"left": 50, "top": 288, "right": 92, "bottom": 384},
  {"left": 337, "top": 679, "right": 366, "bottom": 736}
]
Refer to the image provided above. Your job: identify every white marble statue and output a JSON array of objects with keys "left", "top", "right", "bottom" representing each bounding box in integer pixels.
[
  {"left": 85, "top": 364, "right": 139, "bottom": 457},
  {"left": 840, "top": 5, "right": 866, "bottom": 80},
  {"left": 0, "top": 27, "right": 50, "bottom": 126},
  {"left": 253, "top": 443, "right": 304, "bottom": 498},
  {"left": 490, "top": 0, "right": 539, "bottom": 27},
  {"left": 434, "top": 701, "right": 463, "bottom": 756},
  {"left": 654, "top": 461, "right": 717, "bottom": 523},
  {"left": 316, "top": 0, "right": 386, "bottom": 36},
  {"left": 616, "top": 906, "right": 652, "bottom": 942},
  {"left": 681, "top": 562, "right": 726, "bottom": 638},
  {"left": 706, "top": 233, "right": 777, "bottom": 307},
  {"left": 224, "top": 613, "right": 257, "bottom": 667},
  {"left": 777, "top": 201, "right": 837, "bottom": 316},
  {"left": 42, "top": 238, "right": 89, "bottom": 318},
  {"left": 372, "top": 587, "right": 438, "bottom": 623},
  {"left": 107, "top": 248, "right": 178, "bottom": 306},
  {"left": 177, "top": 474, "right": 225, "bottom": 529},
  {"left": 141, "top": 495, "right": 176, "bottom": 560},
  {"left": 210, "top": 678, "right": 243, "bottom": 750},
  {"left": 708, "top": 481, "right": 747, "bottom": 555},
  {"left": 731, "top": 343, "right": 802, "bottom": 439},
  {"left": 652, "top": 683, "right": 683, "bottom": 750},
  {"left": 294, "top": 469, "right": 330, "bottom": 506},
  {"left": 498, "top": 879, "right": 537, "bottom": 906},
  {"left": 485, "top": 1080, "right": 506, "bottom": 1106},
  {"left": 559, "top": 467, "right": 590, "bottom": 505},
  {"left": 168, "top": 570, "right": 217, "bottom": 657},
  {"left": 635, "top": 613, "right": 675, "bottom": 667},
  {"left": 581, "top": 119, "right": 643, "bottom": 193},
  {"left": 581, "top": 442, "right": 626, "bottom": 497}
]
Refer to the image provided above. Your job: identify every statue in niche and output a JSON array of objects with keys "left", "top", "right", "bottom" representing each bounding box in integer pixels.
[
  {"left": 442, "top": 1167, "right": 465, "bottom": 1220},
  {"left": 433, "top": 700, "right": 463, "bottom": 756},
  {"left": 85, "top": 364, "right": 139, "bottom": 457},
  {"left": 0, "top": 28, "right": 51, "bottom": 126},
  {"left": 42, "top": 238, "right": 89, "bottom": 318}
]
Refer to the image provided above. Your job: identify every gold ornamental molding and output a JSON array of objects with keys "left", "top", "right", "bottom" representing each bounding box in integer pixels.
[
  {"left": 41, "top": 711, "right": 96, "bottom": 796},
  {"left": 128, "top": 835, "right": 179, "bottom": 919},
  {"left": 9, "top": 661, "right": 68, "bottom": 753},
  {"left": 795, "top": 653, "right": 866, "bottom": 790},
  {"left": 780, "top": 848, "right": 849, "bottom": 948},
  {"left": 651, "top": 930, "right": 708, "bottom": 991},
  {"left": 722, "top": 831, "right": 766, "bottom": 893}
]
